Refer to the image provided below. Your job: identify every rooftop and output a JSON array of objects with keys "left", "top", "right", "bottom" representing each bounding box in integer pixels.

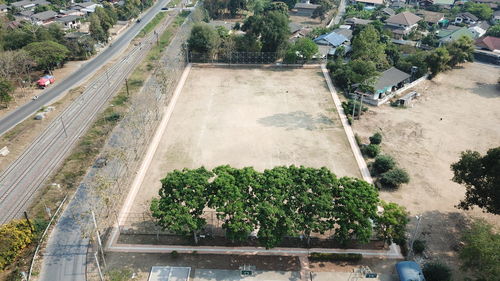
[
  {"left": 314, "top": 29, "right": 351, "bottom": 47},
  {"left": 32, "top": 10, "right": 58, "bottom": 21},
  {"left": 375, "top": 67, "right": 411, "bottom": 91},
  {"left": 294, "top": 2, "right": 320, "bottom": 9},
  {"left": 437, "top": 26, "right": 474, "bottom": 41},
  {"left": 415, "top": 10, "right": 445, "bottom": 24},
  {"left": 56, "top": 14, "right": 81, "bottom": 22},
  {"left": 353, "top": 0, "right": 384, "bottom": 5},
  {"left": 345, "top": 17, "right": 373, "bottom": 25},
  {"left": 386, "top": 11, "right": 422, "bottom": 26},
  {"left": 475, "top": 36, "right": 500, "bottom": 51},
  {"left": 457, "top": 12, "right": 479, "bottom": 21}
]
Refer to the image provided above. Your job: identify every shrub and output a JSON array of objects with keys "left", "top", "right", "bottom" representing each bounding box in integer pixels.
[
  {"left": 372, "top": 155, "right": 396, "bottom": 175},
  {"left": 0, "top": 220, "right": 35, "bottom": 270},
  {"left": 379, "top": 168, "right": 410, "bottom": 188},
  {"left": 354, "top": 134, "right": 362, "bottom": 146},
  {"left": 423, "top": 262, "right": 452, "bottom": 281},
  {"left": 363, "top": 144, "right": 380, "bottom": 158},
  {"left": 413, "top": 239, "right": 426, "bottom": 254},
  {"left": 369, "top": 132, "right": 382, "bottom": 145},
  {"left": 347, "top": 116, "right": 353, "bottom": 125},
  {"left": 309, "top": 252, "right": 362, "bottom": 262},
  {"left": 170, "top": 250, "right": 179, "bottom": 259}
]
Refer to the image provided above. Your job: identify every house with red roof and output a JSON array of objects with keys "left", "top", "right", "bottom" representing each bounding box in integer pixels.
[{"left": 475, "top": 36, "right": 500, "bottom": 52}]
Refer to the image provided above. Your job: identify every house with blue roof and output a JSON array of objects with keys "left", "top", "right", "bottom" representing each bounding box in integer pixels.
[
  {"left": 396, "top": 261, "right": 426, "bottom": 281},
  {"left": 313, "top": 28, "right": 353, "bottom": 57}
]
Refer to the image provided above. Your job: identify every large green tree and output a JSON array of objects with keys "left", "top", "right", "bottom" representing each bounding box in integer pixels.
[
  {"left": 351, "top": 25, "right": 389, "bottom": 70},
  {"left": 23, "top": 40, "right": 69, "bottom": 71},
  {"left": 374, "top": 201, "right": 409, "bottom": 245},
  {"left": 150, "top": 167, "right": 213, "bottom": 244},
  {"left": 464, "top": 2, "right": 493, "bottom": 20},
  {"left": 188, "top": 23, "right": 221, "bottom": 56},
  {"left": 332, "top": 177, "right": 379, "bottom": 244},
  {"left": 0, "top": 79, "right": 14, "bottom": 107},
  {"left": 446, "top": 36, "right": 474, "bottom": 67},
  {"left": 486, "top": 24, "right": 500, "bottom": 37},
  {"left": 459, "top": 219, "right": 500, "bottom": 280},
  {"left": 284, "top": 37, "right": 318, "bottom": 63},
  {"left": 208, "top": 166, "right": 258, "bottom": 242},
  {"left": 426, "top": 47, "right": 450, "bottom": 78},
  {"left": 451, "top": 147, "right": 500, "bottom": 214},
  {"left": 89, "top": 13, "right": 108, "bottom": 43},
  {"left": 243, "top": 10, "right": 290, "bottom": 52}
]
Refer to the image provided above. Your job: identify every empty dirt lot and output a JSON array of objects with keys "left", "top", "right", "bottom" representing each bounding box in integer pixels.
[
  {"left": 127, "top": 66, "right": 360, "bottom": 217},
  {"left": 352, "top": 62, "right": 500, "bottom": 275}
]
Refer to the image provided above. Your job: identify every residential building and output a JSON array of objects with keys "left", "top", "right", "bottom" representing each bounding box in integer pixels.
[
  {"left": 385, "top": 11, "right": 422, "bottom": 38},
  {"left": 475, "top": 36, "right": 500, "bottom": 52},
  {"left": 382, "top": 7, "right": 395, "bottom": 16},
  {"left": 0, "top": 4, "right": 8, "bottom": 13},
  {"left": 454, "top": 12, "right": 478, "bottom": 25},
  {"left": 345, "top": 17, "right": 373, "bottom": 26},
  {"left": 437, "top": 25, "right": 474, "bottom": 44},
  {"left": 31, "top": 10, "right": 58, "bottom": 25},
  {"left": 468, "top": 22, "right": 490, "bottom": 38},
  {"left": 415, "top": 10, "right": 445, "bottom": 26},
  {"left": 10, "top": 0, "right": 49, "bottom": 10},
  {"left": 293, "top": 0, "right": 320, "bottom": 17},
  {"left": 314, "top": 28, "right": 353, "bottom": 57},
  {"left": 351, "top": 0, "right": 384, "bottom": 9},
  {"left": 353, "top": 67, "right": 411, "bottom": 106},
  {"left": 70, "top": 2, "right": 102, "bottom": 14},
  {"left": 493, "top": 10, "right": 500, "bottom": 23},
  {"left": 55, "top": 15, "right": 81, "bottom": 29}
]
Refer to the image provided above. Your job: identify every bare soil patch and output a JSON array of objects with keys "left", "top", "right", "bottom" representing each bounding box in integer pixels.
[{"left": 351, "top": 62, "right": 500, "bottom": 275}]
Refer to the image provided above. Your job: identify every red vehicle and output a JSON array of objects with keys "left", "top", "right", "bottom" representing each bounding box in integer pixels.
[{"left": 37, "top": 75, "right": 55, "bottom": 88}]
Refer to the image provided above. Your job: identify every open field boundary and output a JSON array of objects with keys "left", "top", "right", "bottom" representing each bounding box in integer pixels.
[{"left": 320, "top": 64, "right": 373, "bottom": 183}]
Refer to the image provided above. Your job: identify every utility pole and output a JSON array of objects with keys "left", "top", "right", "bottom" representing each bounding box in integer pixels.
[
  {"left": 125, "top": 79, "right": 130, "bottom": 96},
  {"left": 408, "top": 215, "right": 422, "bottom": 259},
  {"left": 24, "top": 211, "right": 34, "bottom": 233},
  {"left": 358, "top": 94, "right": 365, "bottom": 120},
  {"left": 94, "top": 252, "right": 104, "bottom": 281},
  {"left": 91, "top": 210, "right": 107, "bottom": 269}
]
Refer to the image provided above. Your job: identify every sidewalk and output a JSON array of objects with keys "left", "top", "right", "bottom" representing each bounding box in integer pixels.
[{"left": 320, "top": 64, "right": 373, "bottom": 183}]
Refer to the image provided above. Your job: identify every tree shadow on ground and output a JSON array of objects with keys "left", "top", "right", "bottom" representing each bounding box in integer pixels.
[
  {"left": 258, "top": 111, "right": 334, "bottom": 130},
  {"left": 470, "top": 82, "right": 500, "bottom": 98}
]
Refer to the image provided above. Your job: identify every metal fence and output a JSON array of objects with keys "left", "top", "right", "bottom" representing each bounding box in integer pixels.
[{"left": 189, "top": 51, "right": 324, "bottom": 65}]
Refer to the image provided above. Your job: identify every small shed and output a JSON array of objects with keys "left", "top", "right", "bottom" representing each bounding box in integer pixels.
[
  {"left": 396, "top": 91, "right": 420, "bottom": 106},
  {"left": 395, "top": 261, "right": 425, "bottom": 281}
]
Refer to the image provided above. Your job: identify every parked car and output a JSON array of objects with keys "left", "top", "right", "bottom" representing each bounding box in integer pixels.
[{"left": 37, "top": 75, "right": 55, "bottom": 88}]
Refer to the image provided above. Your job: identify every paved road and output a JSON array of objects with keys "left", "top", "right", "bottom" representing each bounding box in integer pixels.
[
  {"left": 327, "top": 0, "right": 346, "bottom": 28},
  {"left": 0, "top": 0, "right": 169, "bottom": 136}
]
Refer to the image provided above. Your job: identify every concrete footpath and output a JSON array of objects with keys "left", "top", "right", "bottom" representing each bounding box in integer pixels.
[{"left": 320, "top": 64, "right": 373, "bottom": 183}]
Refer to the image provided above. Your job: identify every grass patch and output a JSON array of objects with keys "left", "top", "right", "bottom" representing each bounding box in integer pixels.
[
  {"left": 137, "top": 12, "right": 167, "bottom": 38},
  {"left": 167, "top": 0, "right": 182, "bottom": 8}
]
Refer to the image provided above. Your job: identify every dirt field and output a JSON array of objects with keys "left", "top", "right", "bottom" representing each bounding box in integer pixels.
[
  {"left": 352, "top": 62, "right": 500, "bottom": 275},
  {"left": 127, "top": 66, "right": 360, "bottom": 218}
]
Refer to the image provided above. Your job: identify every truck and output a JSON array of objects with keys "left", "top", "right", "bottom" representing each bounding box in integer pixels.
[{"left": 37, "top": 75, "right": 55, "bottom": 88}]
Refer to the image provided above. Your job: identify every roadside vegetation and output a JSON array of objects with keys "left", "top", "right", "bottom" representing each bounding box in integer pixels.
[
  {"left": 151, "top": 165, "right": 409, "bottom": 249},
  {"left": 137, "top": 12, "right": 167, "bottom": 38}
]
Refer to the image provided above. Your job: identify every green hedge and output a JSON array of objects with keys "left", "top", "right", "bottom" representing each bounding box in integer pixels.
[{"left": 309, "top": 252, "right": 362, "bottom": 262}]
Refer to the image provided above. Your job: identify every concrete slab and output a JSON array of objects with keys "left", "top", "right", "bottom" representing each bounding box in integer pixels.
[
  {"left": 148, "top": 266, "right": 191, "bottom": 281},
  {"left": 193, "top": 269, "right": 301, "bottom": 281}
]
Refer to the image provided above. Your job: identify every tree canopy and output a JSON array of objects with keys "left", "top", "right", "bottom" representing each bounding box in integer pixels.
[
  {"left": 284, "top": 38, "right": 318, "bottom": 63},
  {"left": 23, "top": 40, "right": 69, "bottom": 71},
  {"left": 451, "top": 147, "right": 500, "bottom": 214},
  {"left": 459, "top": 219, "right": 500, "bottom": 280},
  {"left": 188, "top": 23, "right": 221, "bottom": 56},
  {"left": 150, "top": 165, "right": 408, "bottom": 248},
  {"left": 351, "top": 25, "right": 389, "bottom": 70}
]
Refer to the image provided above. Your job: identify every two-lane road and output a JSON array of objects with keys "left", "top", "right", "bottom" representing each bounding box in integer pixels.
[{"left": 0, "top": 0, "right": 169, "bottom": 136}]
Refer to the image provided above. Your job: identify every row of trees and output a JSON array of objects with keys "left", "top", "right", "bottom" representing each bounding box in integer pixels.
[
  {"left": 89, "top": 6, "right": 119, "bottom": 43},
  {"left": 150, "top": 165, "right": 409, "bottom": 249}
]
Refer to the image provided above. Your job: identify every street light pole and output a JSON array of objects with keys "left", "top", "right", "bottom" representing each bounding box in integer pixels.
[{"left": 408, "top": 215, "right": 422, "bottom": 259}]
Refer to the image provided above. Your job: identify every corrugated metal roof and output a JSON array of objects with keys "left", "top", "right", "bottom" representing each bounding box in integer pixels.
[
  {"left": 375, "top": 67, "right": 410, "bottom": 91},
  {"left": 314, "top": 31, "right": 349, "bottom": 47},
  {"left": 395, "top": 261, "right": 425, "bottom": 281}
]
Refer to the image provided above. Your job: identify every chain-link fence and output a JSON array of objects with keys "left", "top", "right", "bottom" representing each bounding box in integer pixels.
[{"left": 189, "top": 51, "right": 324, "bottom": 65}]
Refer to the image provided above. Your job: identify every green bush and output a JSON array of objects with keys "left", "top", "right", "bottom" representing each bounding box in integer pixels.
[
  {"left": 0, "top": 220, "right": 35, "bottom": 270},
  {"left": 369, "top": 132, "right": 382, "bottom": 145},
  {"left": 372, "top": 155, "right": 396, "bottom": 175},
  {"left": 423, "top": 262, "right": 452, "bottom": 281},
  {"left": 354, "top": 134, "right": 362, "bottom": 146},
  {"left": 347, "top": 116, "right": 353, "bottom": 125},
  {"left": 170, "top": 250, "right": 179, "bottom": 259},
  {"left": 379, "top": 168, "right": 410, "bottom": 188},
  {"left": 309, "top": 252, "right": 362, "bottom": 262},
  {"left": 413, "top": 239, "right": 426, "bottom": 254},
  {"left": 363, "top": 144, "right": 380, "bottom": 158},
  {"left": 342, "top": 99, "right": 367, "bottom": 117}
]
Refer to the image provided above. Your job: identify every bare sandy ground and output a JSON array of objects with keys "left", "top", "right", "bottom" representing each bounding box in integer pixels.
[
  {"left": 127, "top": 67, "right": 360, "bottom": 218},
  {"left": 352, "top": 62, "right": 500, "bottom": 275}
]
